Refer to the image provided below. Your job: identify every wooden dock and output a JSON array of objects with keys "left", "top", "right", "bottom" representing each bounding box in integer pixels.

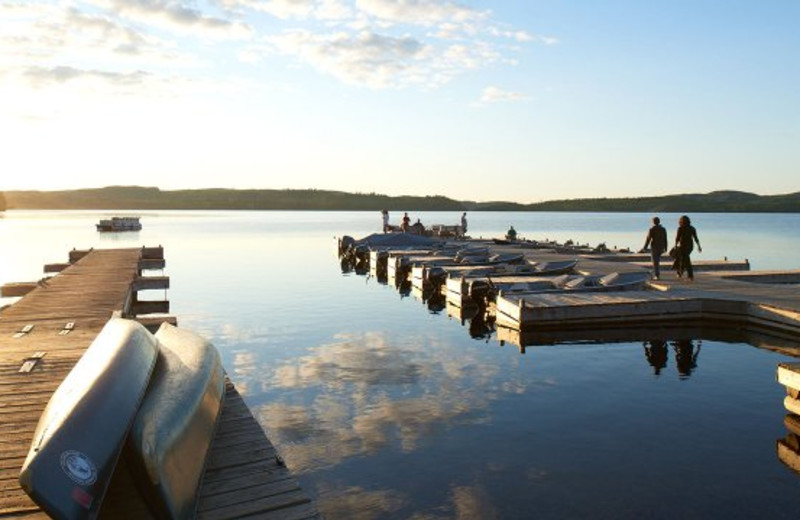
[
  {"left": 0, "top": 248, "right": 319, "bottom": 519},
  {"left": 342, "top": 237, "right": 800, "bottom": 351}
]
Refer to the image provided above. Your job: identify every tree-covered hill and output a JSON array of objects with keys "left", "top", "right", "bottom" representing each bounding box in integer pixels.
[{"left": 3, "top": 186, "right": 799, "bottom": 212}]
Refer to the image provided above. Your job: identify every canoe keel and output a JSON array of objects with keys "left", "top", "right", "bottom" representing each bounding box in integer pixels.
[{"left": 126, "top": 322, "right": 225, "bottom": 520}]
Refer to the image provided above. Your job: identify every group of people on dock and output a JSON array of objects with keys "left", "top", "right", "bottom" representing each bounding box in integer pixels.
[
  {"left": 381, "top": 210, "right": 468, "bottom": 237},
  {"left": 641, "top": 215, "right": 702, "bottom": 281},
  {"left": 381, "top": 209, "right": 701, "bottom": 280}
]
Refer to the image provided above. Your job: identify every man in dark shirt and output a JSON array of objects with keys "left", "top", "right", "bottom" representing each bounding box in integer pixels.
[{"left": 641, "top": 216, "right": 668, "bottom": 279}]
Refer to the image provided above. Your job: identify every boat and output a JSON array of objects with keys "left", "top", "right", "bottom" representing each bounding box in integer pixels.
[
  {"left": 416, "top": 253, "right": 528, "bottom": 287},
  {"left": 19, "top": 319, "right": 159, "bottom": 519},
  {"left": 126, "top": 322, "right": 225, "bottom": 520},
  {"left": 464, "top": 270, "right": 651, "bottom": 304},
  {"left": 96, "top": 216, "right": 142, "bottom": 232},
  {"left": 497, "top": 271, "right": 652, "bottom": 296}
]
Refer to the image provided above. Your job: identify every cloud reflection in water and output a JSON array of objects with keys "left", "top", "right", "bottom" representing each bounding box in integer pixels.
[{"left": 246, "top": 330, "right": 529, "bottom": 473}]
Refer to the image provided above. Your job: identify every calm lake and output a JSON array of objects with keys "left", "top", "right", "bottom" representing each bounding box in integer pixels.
[{"left": 2, "top": 210, "right": 800, "bottom": 519}]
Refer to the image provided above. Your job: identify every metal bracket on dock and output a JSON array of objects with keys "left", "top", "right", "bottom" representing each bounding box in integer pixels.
[
  {"left": 58, "top": 322, "right": 75, "bottom": 335},
  {"left": 19, "top": 351, "right": 46, "bottom": 373},
  {"left": 12, "top": 324, "right": 34, "bottom": 338}
]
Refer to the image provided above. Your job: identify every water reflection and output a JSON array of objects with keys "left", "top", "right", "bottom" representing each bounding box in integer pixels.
[
  {"left": 643, "top": 340, "right": 668, "bottom": 375},
  {"left": 777, "top": 415, "right": 800, "bottom": 479},
  {"left": 446, "top": 302, "right": 496, "bottom": 342},
  {"left": 247, "top": 331, "right": 528, "bottom": 476},
  {"left": 315, "top": 485, "right": 405, "bottom": 520},
  {"left": 644, "top": 339, "right": 702, "bottom": 378},
  {"left": 777, "top": 365, "right": 800, "bottom": 479},
  {"left": 673, "top": 339, "right": 702, "bottom": 378},
  {"left": 412, "top": 286, "right": 445, "bottom": 314}
]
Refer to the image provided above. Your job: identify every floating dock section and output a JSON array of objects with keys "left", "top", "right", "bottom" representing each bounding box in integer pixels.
[{"left": 339, "top": 235, "right": 800, "bottom": 351}]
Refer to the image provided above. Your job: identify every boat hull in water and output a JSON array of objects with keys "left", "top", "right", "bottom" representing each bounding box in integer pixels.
[{"left": 18, "top": 318, "right": 159, "bottom": 519}]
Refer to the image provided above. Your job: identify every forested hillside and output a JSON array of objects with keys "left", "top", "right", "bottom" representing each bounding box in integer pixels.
[{"left": 3, "top": 187, "right": 799, "bottom": 212}]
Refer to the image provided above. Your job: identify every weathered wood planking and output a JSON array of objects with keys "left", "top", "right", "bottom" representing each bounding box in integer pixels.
[
  {"left": 196, "top": 379, "right": 321, "bottom": 520},
  {"left": 1, "top": 248, "right": 319, "bottom": 519},
  {"left": 0, "top": 250, "right": 144, "bottom": 517}
]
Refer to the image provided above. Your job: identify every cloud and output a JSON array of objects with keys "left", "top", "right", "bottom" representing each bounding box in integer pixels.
[
  {"left": 356, "top": 0, "right": 489, "bottom": 26},
  {"left": 1, "top": 0, "right": 554, "bottom": 104},
  {"left": 23, "top": 66, "right": 150, "bottom": 88},
  {"left": 223, "top": 0, "right": 353, "bottom": 21},
  {"left": 268, "top": 29, "right": 433, "bottom": 88},
  {"left": 227, "top": 0, "right": 548, "bottom": 89},
  {"left": 86, "top": 0, "right": 251, "bottom": 37},
  {"left": 476, "top": 86, "right": 529, "bottom": 105},
  {"left": 226, "top": 0, "right": 316, "bottom": 20}
]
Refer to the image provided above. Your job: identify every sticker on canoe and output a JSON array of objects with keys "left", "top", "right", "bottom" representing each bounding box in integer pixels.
[
  {"left": 71, "top": 486, "right": 94, "bottom": 509},
  {"left": 60, "top": 450, "right": 97, "bottom": 486}
]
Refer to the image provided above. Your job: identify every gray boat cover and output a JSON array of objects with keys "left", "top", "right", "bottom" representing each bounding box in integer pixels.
[{"left": 355, "top": 233, "right": 442, "bottom": 248}]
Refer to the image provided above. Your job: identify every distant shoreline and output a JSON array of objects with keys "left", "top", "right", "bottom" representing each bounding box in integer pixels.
[{"left": 2, "top": 186, "right": 799, "bottom": 213}]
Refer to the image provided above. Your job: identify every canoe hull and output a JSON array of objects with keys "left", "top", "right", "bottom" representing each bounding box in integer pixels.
[
  {"left": 127, "top": 323, "right": 225, "bottom": 520},
  {"left": 19, "top": 318, "right": 159, "bottom": 520}
]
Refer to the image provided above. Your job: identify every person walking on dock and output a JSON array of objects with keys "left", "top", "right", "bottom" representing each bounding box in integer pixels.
[
  {"left": 640, "top": 216, "right": 668, "bottom": 279},
  {"left": 460, "top": 212, "right": 468, "bottom": 236},
  {"left": 674, "top": 215, "right": 702, "bottom": 281}
]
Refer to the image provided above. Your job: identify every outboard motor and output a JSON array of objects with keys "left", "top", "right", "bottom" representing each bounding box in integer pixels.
[{"left": 339, "top": 235, "right": 355, "bottom": 257}]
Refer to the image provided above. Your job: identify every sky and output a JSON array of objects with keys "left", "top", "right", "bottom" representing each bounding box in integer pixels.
[{"left": 1, "top": 0, "right": 798, "bottom": 203}]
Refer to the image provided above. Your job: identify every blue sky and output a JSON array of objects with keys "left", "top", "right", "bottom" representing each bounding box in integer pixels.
[{"left": 1, "top": 0, "right": 798, "bottom": 202}]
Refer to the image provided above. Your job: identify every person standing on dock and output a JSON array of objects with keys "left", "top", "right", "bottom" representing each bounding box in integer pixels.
[
  {"left": 382, "top": 210, "right": 390, "bottom": 233},
  {"left": 674, "top": 215, "right": 702, "bottom": 281},
  {"left": 640, "top": 216, "right": 668, "bottom": 279},
  {"left": 461, "top": 212, "right": 468, "bottom": 236},
  {"left": 402, "top": 212, "right": 410, "bottom": 232}
]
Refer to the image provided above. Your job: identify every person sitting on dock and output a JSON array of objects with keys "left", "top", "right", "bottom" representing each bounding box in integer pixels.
[
  {"left": 640, "top": 216, "right": 668, "bottom": 280},
  {"left": 410, "top": 219, "right": 425, "bottom": 235},
  {"left": 506, "top": 225, "right": 517, "bottom": 241}
]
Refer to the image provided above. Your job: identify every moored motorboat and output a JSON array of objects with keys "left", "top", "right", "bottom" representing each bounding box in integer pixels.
[
  {"left": 19, "top": 318, "right": 159, "bottom": 519},
  {"left": 496, "top": 271, "right": 652, "bottom": 297},
  {"left": 96, "top": 216, "right": 142, "bottom": 232}
]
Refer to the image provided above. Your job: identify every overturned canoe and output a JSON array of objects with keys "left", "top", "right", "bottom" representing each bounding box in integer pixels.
[
  {"left": 126, "top": 323, "right": 225, "bottom": 520},
  {"left": 19, "top": 318, "right": 159, "bottom": 519}
]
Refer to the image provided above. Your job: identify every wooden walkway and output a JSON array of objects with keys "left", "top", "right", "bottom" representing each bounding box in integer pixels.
[{"left": 0, "top": 248, "right": 319, "bottom": 519}]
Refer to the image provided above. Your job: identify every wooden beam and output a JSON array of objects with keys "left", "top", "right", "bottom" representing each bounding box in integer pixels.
[
  {"left": 132, "top": 276, "right": 170, "bottom": 291},
  {"left": 131, "top": 300, "right": 170, "bottom": 315},
  {"left": 43, "top": 263, "right": 70, "bottom": 273},
  {"left": 139, "top": 258, "right": 166, "bottom": 271},
  {"left": 1, "top": 282, "right": 38, "bottom": 298}
]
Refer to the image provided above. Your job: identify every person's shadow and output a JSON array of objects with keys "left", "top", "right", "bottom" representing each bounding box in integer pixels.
[{"left": 643, "top": 340, "right": 669, "bottom": 375}]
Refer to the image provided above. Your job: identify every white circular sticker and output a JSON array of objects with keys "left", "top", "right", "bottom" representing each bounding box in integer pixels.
[{"left": 60, "top": 450, "right": 97, "bottom": 486}]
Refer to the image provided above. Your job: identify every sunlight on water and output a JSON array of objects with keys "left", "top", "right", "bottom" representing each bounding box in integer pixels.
[{"left": 2, "top": 210, "right": 800, "bottom": 518}]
